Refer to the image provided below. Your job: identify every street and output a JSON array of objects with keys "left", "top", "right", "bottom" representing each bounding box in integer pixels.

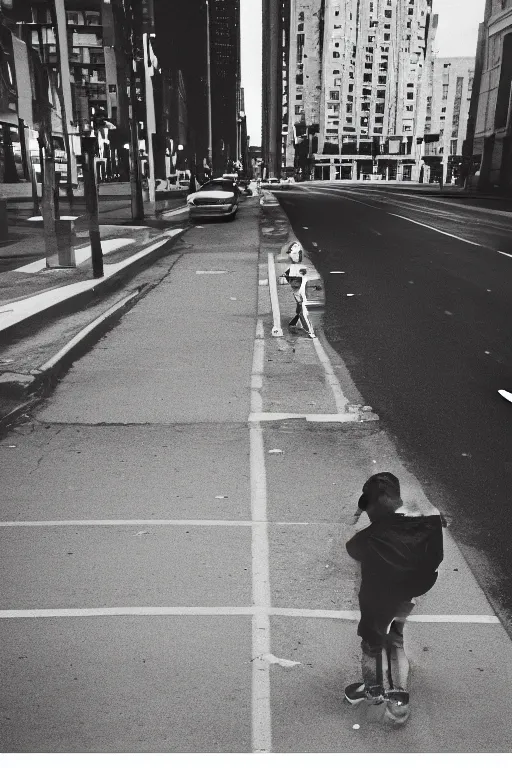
[
  {"left": 2, "top": 195, "right": 512, "bottom": 752},
  {"left": 274, "top": 183, "right": 512, "bottom": 628}
]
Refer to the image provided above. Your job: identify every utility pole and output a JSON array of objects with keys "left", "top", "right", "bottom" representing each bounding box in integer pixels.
[
  {"left": 81, "top": 132, "right": 104, "bottom": 278},
  {"left": 125, "top": 0, "right": 145, "bottom": 221},
  {"left": 48, "top": 0, "right": 76, "bottom": 207},
  {"left": 143, "top": 31, "right": 156, "bottom": 211},
  {"left": 206, "top": 0, "right": 213, "bottom": 170}
]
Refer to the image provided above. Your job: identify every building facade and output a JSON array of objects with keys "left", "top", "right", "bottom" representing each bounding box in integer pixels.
[
  {"left": 418, "top": 57, "right": 474, "bottom": 184},
  {"left": 273, "top": 0, "right": 436, "bottom": 181},
  {"left": 466, "top": 0, "right": 512, "bottom": 190},
  {"left": 210, "top": 0, "right": 241, "bottom": 175}
]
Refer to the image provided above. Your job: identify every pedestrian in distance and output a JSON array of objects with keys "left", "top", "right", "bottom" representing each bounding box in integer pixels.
[{"left": 344, "top": 472, "right": 444, "bottom": 725}]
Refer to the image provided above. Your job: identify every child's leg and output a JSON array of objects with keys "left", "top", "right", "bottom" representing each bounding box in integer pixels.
[
  {"left": 386, "top": 599, "right": 415, "bottom": 691},
  {"left": 298, "top": 304, "right": 315, "bottom": 335}
]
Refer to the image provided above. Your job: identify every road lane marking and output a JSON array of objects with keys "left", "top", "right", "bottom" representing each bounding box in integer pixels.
[
  {"left": 498, "top": 251, "right": 512, "bottom": 259},
  {"left": 248, "top": 412, "right": 365, "bottom": 422},
  {"left": 0, "top": 519, "right": 312, "bottom": 528},
  {"left": 267, "top": 253, "right": 283, "bottom": 337},
  {"left": 250, "top": 301, "right": 272, "bottom": 753},
  {"left": 389, "top": 214, "right": 483, "bottom": 247},
  {"left": 0, "top": 607, "right": 500, "bottom": 623},
  {"left": 311, "top": 338, "right": 350, "bottom": 413}
]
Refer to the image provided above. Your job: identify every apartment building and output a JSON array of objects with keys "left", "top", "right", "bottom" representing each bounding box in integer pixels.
[
  {"left": 419, "top": 57, "right": 474, "bottom": 184},
  {"left": 279, "top": 0, "right": 434, "bottom": 181},
  {"left": 466, "top": 0, "right": 512, "bottom": 190}
]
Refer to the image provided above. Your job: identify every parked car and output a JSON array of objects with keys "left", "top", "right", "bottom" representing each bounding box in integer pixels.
[
  {"left": 186, "top": 178, "right": 240, "bottom": 221},
  {"left": 262, "top": 177, "right": 280, "bottom": 188}
]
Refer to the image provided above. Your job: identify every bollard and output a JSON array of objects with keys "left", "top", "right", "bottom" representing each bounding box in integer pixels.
[
  {"left": 0, "top": 200, "right": 8, "bottom": 241},
  {"left": 54, "top": 219, "right": 76, "bottom": 268}
]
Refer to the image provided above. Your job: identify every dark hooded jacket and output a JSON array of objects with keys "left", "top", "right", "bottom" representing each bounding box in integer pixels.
[{"left": 346, "top": 513, "right": 444, "bottom": 598}]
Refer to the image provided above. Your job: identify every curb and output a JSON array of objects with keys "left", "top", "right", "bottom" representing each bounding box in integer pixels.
[
  {"left": 0, "top": 228, "right": 187, "bottom": 349},
  {"left": 0, "top": 283, "right": 156, "bottom": 436}
]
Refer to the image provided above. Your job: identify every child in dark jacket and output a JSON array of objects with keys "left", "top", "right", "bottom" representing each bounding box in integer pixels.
[{"left": 345, "top": 472, "right": 444, "bottom": 724}]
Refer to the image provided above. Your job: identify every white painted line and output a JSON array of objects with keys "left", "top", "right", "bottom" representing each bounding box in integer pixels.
[
  {"left": 267, "top": 253, "right": 283, "bottom": 338},
  {"left": 248, "top": 412, "right": 363, "bottom": 423},
  {"left": 0, "top": 607, "right": 256, "bottom": 619},
  {"left": 311, "top": 337, "right": 350, "bottom": 414},
  {"left": 498, "top": 251, "right": 512, "bottom": 259},
  {"left": 330, "top": 271, "right": 345, "bottom": 274},
  {"left": 389, "top": 214, "right": 483, "bottom": 247},
  {"left": 196, "top": 270, "right": 228, "bottom": 274},
  {"left": 498, "top": 390, "right": 512, "bottom": 404},
  {"left": 38, "top": 290, "right": 140, "bottom": 372},
  {"left": 250, "top": 422, "right": 272, "bottom": 752},
  {"left": 0, "top": 519, "right": 256, "bottom": 528},
  {"left": 0, "top": 606, "right": 500, "bottom": 624}
]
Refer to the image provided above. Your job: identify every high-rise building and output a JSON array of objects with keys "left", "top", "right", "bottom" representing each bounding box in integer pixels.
[
  {"left": 418, "top": 57, "right": 474, "bottom": 184},
  {"left": 465, "top": 0, "right": 512, "bottom": 191},
  {"left": 280, "top": 0, "right": 434, "bottom": 181},
  {"left": 210, "top": 0, "right": 241, "bottom": 175},
  {"left": 262, "top": 0, "right": 288, "bottom": 178}
]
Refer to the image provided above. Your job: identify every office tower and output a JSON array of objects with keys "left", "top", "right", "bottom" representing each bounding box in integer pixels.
[
  {"left": 283, "top": 0, "right": 434, "bottom": 181},
  {"left": 210, "top": 0, "right": 241, "bottom": 175},
  {"left": 465, "top": 0, "right": 512, "bottom": 190}
]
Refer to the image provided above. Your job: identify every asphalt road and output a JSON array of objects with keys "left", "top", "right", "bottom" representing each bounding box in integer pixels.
[{"left": 275, "top": 183, "right": 512, "bottom": 628}]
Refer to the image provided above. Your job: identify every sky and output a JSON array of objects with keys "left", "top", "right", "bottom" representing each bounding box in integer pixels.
[{"left": 240, "top": 0, "right": 487, "bottom": 146}]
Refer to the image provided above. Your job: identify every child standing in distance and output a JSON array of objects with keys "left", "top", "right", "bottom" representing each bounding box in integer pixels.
[
  {"left": 283, "top": 264, "right": 316, "bottom": 339},
  {"left": 345, "top": 472, "right": 444, "bottom": 725}
]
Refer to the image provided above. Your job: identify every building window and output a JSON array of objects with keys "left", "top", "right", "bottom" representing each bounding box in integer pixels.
[
  {"left": 335, "top": 8, "right": 340, "bottom": 16},
  {"left": 298, "top": 22, "right": 304, "bottom": 31},
  {"left": 298, "top": 12, "right": 304, "bottom": 21},
  {"left": 296, "top": 74, "right": 303, "bottom": 84},
  {"left": 378, "top": 76, "right": 387, "bottom": 84},
  {"left": 375, "top": 103, "right": 385, "bottom": 114},
  {"left": 375, "top": 115, "right": 384, "bottom": 123},
  {"left": 407, "top": 91, "right": 414, "bottom": 99},
  {"left": 450, "top": 139, "right": 458, "bottom": 154},
  {"left": 406, "top": 105, "right": 413, "bottom": 111},
  {"left": 334, "top": 77, "right": 342, "bottom": 86},
  {"left": 333, "top": 51, "right": 340, "bottom": 58},
  {"left": 442, "top": 84, "right": 448, "bottom": 99},
  {"left": 377, "top": 90, "right": 386, "bottom": 99},
  {"left": 333, "top": 69, "right": 340, "bottom": 74},
  {"left": 295, "top": 105, "right": 304, "bottom": 115},
  {"left": 374, "top": 127, "right": 383, "bottom": 134},
  {"left": 329, "top": 90, "right": 340, "bottom": 100},
  {"left": 347, "top": 94, "right": 353, "bottom": 102},
  {"left": 296, "top": 94, "right": 303, "bottom": 100},
  {"left": 385, "top": 10, "right": 392, "bottom": 18},
  {"left": 403, "top": 125, "right": 412, "bottom": 132},
  {"left": 346, "top": 103, "right": 353, "bottom": 113}
]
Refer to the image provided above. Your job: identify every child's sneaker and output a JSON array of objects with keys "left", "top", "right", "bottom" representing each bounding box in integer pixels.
[
  {"left": 344, "top": 682, "right": 385, "bottom": 705},
  {"left": 384, "top": 689, "right": 410, "bottom": 726},
  {"left": 344, "top": 682, "right": 366, "bottom": 705}
]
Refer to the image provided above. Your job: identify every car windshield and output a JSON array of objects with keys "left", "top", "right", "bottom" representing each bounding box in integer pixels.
[{"left": 199, "top": 181, "right": 235, "bottom": 192}]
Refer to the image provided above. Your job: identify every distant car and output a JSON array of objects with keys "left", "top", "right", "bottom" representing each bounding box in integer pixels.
[
  {"left": 186, "top": 178, "right": 240, "bottom": 221},
  {"left": 261, "top": 177, "right": 280, "bottom": 189}
]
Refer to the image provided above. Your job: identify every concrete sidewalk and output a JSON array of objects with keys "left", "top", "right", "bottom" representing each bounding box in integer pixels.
[{"left": 0, "top": 195, "right": 511, "bottom": 752}]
